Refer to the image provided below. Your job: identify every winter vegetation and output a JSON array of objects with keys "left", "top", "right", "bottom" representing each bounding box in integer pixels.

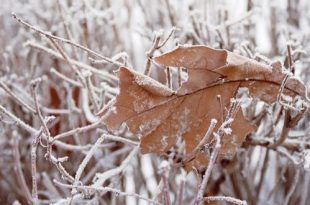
[{"left": 1, "top": 0, "right": 310, "bottom": 205}]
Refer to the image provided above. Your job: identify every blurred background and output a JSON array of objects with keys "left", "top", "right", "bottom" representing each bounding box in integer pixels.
[{"left": 1, "top": 0, "right": 310, "bottom": 204}]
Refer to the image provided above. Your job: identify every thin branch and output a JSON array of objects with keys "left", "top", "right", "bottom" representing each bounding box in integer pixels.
[
  {"left": 31, "top": 78, "right": 52, "bottom": 160},
  {"left": 0, "top": 81, "right": 36, "bottom": 113},
  {"left": 12, "top": 135, "right": 33, "bottom": 204},
  {"left": 31, "top": 129, "right": 43, "bottom": 205},
  {"left": 52, "top": 121, "right": 101, "bottom": 142},
  {"left": 183, "top": 119, "right": 217, "bottom": 163},
  {"left": 54, "top": 180, "right": 162, "bottom": 205},
  {"left": 25, "top": 41, "right": 117, "bottom": 82},
  {"left": 12, "top": 13, "right": 124, "bottom": 67},
  {"left": 0, "top": 104, "right": 37, "bottom": 133},
  {"left": 158, "top": 160, "right": 171, "bottom": 205},
  {"left": 283, "top": 167, "right": 300, "bottom": 205},
  {"left": 204, "top": 196, "right": 247, "bottom": 205},
  {"left": 144, "top": 31, "right": 162, "bottom": 75},
  {"left": 93, "top": 146, "right": 139, "bottom": 187},
  {"left": 73, "top": 134, "right": 105, "bottom": 191},
  {"left": 195, "top": 100, "right": 239, "bottom": 205}
]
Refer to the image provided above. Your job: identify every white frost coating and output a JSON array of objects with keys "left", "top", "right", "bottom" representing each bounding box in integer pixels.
[
  {"left": 139, "top": 119, "right": 161, "bottom": 135},
  {"left": 223, "top": 127, "right": 232, "bottom": 135},
  {"left": 161, "top": 135, "right": 168, "bottom": 148},
  {"left": 304, "top": 150, "right": 310, "bottom": 170},
  {"left": 175, "top": 107, "right": 191, "bottom": 137},
  {"left": 110, "top": 106, "right": 117, "bottom": 114},
  {"left": 134, "top": 74, "right": 174, "bottom": 96}
]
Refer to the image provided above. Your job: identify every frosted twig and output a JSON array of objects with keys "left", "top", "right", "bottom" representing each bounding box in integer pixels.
[
  {"left": 144, "top": 31, "right": 162, "bottom": 75},
  {"left": 12, "top": 134, "right": 33, "bottom": 204},
  {"left": 50, "top": 67, "right": 82, "bottom": 87},
  {"left": 48, "top": 38, "right": 86, "bottom": 86},
  {"left": 245, "top": 136, "right": 310, "bottom": 151},
  {"left": 283, "top": 167, "right": 300, "bottom": 205},
  {"left": 184, "top": 119, "right": 217, "bottom": 163},
  {"left": 25, "top": 41, "right": 118, "bottom": 83},
  {"left": 217, "top": 9, "right": 256, "bottom": 28},
  {"left": 89, "top": 52, "right": 128, "bottom": 66},
  {"left": 86, "top": 74, "right": 100, "bottom": 112},
  {"left": 31, "top": 78, "right": 53, "bottom": 160},
  {"left": 176, "top": 171, "right": 186, "bottom": 205},
  {"left": 204, "top": 196, "right": 247, "bottom": 205},
  {"left": 0, "top": 104, "right": 36, "bottom": 133},
  {"left": 54, "top": 180, "right": 162, "bottom": 205},
  {"left": 55, "top": 0, "right": 78, "bottom": 59},
  {"left": 53, "top": 121, "right": 101, "bottom": 142},
  {"left": 166, "top": 67, "right": 172, "bottom": 88},
  {"left": 50, "top": 155, "right": 74, "bottom": 183},
  {"left": 157, "top": 27, "right": 176, "bottom": 48},
  {"left": 0, "top": 81, "right": 36, "bottom": 113},
  {"left": 31, "top": 128, "right": 43, "bottom": 205},
  {"left": 158, "top": 160, "right": 171, "bottom": 205},
  {"left": 73, "top": 135, "right": 105, "bottom": 193},
  {"left": 12, "top": 13, "right": 124, "bottom": 67},
  {"left": 195, "top": 133, "right": 221, "bottom": 205},
  {"left": 97, "top": 131, "right": 139, "bottom": 146},
  {"left": 93, "top": 146, "right": 139, "bottom": 187},
  {"left": 195, "top": 101, "right": 239, "bottom": 205},
  {"left": 255, "top": 149, "right": 269, "bottom": 201}
]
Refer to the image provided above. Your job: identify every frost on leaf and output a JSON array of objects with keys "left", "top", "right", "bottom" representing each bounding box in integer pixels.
[{"left": 99, "top": 45, "right": 306, "bottom": 170}]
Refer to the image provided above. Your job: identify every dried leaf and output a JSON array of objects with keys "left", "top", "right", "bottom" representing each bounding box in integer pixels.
[{"left": 99, "top": 45, "right": 306, "bottom": 170}]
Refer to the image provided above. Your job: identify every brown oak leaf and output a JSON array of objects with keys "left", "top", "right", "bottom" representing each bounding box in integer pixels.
[{"left": 99, "top": 45, "right": 306, "bottom": 170}]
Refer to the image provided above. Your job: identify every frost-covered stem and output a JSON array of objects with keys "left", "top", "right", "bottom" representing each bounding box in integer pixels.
[
  {"left": 89, "top": 52, "right": 128, "bottom": 66},
  {"left": 204, "top": 196, "right": 247, "bottom": 205},
  {"left": 12, "top": 13, "right": 124, "bottom": 67},
  {"left": 0, "top": 104, "right": 36, "bottom": 133},
  {"left": 31, "top": 129, "right": 43, "bottom": 205},
  {"left": 166, "top": 67, "right": 172, "bottom": 89},
  {"left": 158, "top": 160, "right": 171, "bottom": 205},
  {"left": 93, "top": 146, "right": 139, "bottom": 187},
  {"left": 255, "top": 149, "right": 269, "bottom": 201},
  {"left": 50, "top": 155, "right": 74, "bottom": 183},
  {"left": 196, "top": 100, "right": 239, "bottom": 205},
  {"left": 300, "top": 171, "right": 310, "bottom": 205},
  {"left": 287, "top": 43, "right": 294, "bottom": 74},
  {"left": 0, "top": 81, "right": 36, "bottom": 113},
  {"left": 218, "top": 9, "right": 256, "bottom": 28},
  {"left": 31, "top": 79, "right": 52, "bottom": 160},
  {"left": 97, "top": 131, "right": 139, "bottom": 146},
  {"left": 50, "top": 67, "right": 82, "bottom": 87},
  {"left": 12, "top": 135, "right": 33, "bottom": 204},
  {"left": 53, "top": 121, "right": 101, "bottom": 141},
  {"left": 25, "top": 41, "right": 117, "bottom": 82},
  {"left": 144, "top": 31, "right": 162, "bottom": 75},
  {"left": 86, "top": 74, "right": 100, "bottom": 112},
  {"left": 157, "top": 27, "right": 176, "bottom": 48},
  {"left": 283, "top": 167, "right": 300, "bottom": 205},
  {"left": 268, "top": 110, "right": 291, "bottom": 149},
  {"left": 177, "top": 67, "right": 182, "bottom": 88},
  {"left": 246, "top": 136, "right": 310, "bottom": 151},
  {"left": 185, "top": 119, "right": 217, "bottom": 162},
  {"left": 254, "top": 53, "right": 272, "bottom": 64},
  {"left": 195, "top": 133, "right": 221, "bottom": 205},
  {"left": 55, "top": 0, "right": 78, "bottom": 60},
  {"left": 54, "top": 180, "right": 162, "bottom": 205},
  {"left": 73, "top": 135, "right": 105, "bottom": 193},
  {"left": 176, "top": 172, "right": 186, "bottom": 205},
  {"left": 48, "top": 38, "right": 86, "bottom": 86}
]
